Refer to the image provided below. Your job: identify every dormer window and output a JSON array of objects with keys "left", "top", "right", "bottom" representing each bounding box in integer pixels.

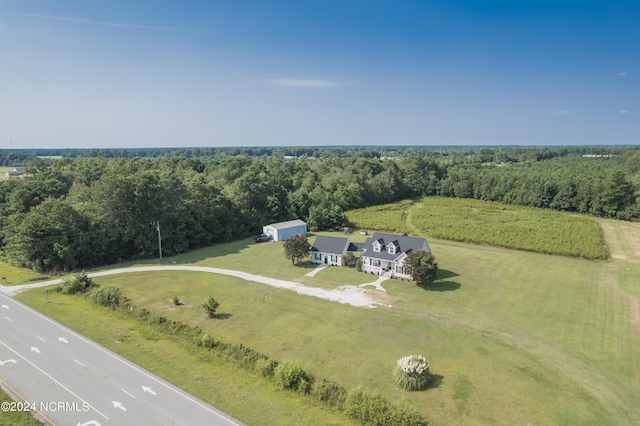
[
  {"left": 373, "top": 241, "right": 382, "bottom": 252},
  {"left": 387, "top": 242, "right": 397, "bottom": 255}
]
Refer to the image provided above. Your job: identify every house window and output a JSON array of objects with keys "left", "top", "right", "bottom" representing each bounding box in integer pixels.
[
  {"left": 373, "top": 241, "right": 381, "bottom": 252},
  {"left": 388, "top": 244, "right": 396, "bottom": 255},
  {"left": 372, "top": 259, "right": 380, "bottom": 267}
]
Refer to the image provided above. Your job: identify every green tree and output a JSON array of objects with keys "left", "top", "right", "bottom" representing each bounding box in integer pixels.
[
  {"left": 3, "top": 198, "right": 90, "bottom": 272},
  {"left": 404, "top": 250, "right": 438, "bottom": 286},
  {"left": 599, "top": 171, "right": 635, "bottom": 218},
  {"left": 283, "top": 234, "right": 311, "bottom": 265},
  {"left": 202, "top": 296, "right": 220, "bottom": 318}
]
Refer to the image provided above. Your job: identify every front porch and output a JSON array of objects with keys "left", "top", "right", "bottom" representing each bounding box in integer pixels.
[{"left": 361, "top": 257, "right": 412, "bottom": 280}]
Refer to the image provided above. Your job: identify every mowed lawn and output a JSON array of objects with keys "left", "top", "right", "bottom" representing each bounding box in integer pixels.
[
  {"left": 0, "top": 262, "right": 47, "bottom": 285},
  {"left": 17, "top": 221, "right": 640, "bottom": 425}
]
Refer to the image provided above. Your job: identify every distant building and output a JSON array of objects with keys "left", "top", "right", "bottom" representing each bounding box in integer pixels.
[
  {"left": 263, "top": 219, "right": 307, "bottom": 242},
  {"left": 6, "top": 167, "right": 25, "bottom": 176}
]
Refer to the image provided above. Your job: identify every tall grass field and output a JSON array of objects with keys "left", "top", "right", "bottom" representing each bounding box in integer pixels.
[
  {"left": 15, "top": 215, "right": 640, "bottom": 425},
  {"left": 346, "top": 196, "right": 610, "bottom": 259}
]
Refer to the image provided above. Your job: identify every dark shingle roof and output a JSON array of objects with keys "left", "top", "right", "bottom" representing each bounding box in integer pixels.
[
  {"left": 348, "top": 242, "right": 363, "bottom": 252},
  {"left": 362, "top": 232, "right": 428, "bottom": 261},
  {"left": 312, "top": 236, "right": 350, "bottom": 255}
]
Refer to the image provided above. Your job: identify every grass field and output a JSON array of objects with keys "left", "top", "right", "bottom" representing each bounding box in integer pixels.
[
  {"left": 0, "top": 262, "right": 47, "bottom": 285},
  {"left": 346, "top": 197, "right": 610, "bottom": 259},
  {"left": 0, "top": 388, "right": 43, "bottom": 426},
  {"left": 15, "top": 217, "right": 640, "bottom": 425}
]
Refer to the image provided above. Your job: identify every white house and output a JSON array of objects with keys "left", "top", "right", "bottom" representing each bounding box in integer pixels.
[
  {"left": 360, "top": 232, "right": 431, "bottom": 280},
  {"left": 6, "top": 167, "right": 25, "bottom": 176},
  {"left": 263, "top": 219, "right": 307, "bottom": 242},
  {"left": 311, "top": 236, "right": 352, "bottom": 266}
]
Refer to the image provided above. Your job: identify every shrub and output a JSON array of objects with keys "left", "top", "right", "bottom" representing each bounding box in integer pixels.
[
  {"left": 202, "top": 296, "right": 219, "bottom": 318},
  {"left": 88, "top": 286, "right": 122, "bottom": 309},
  {"left": 255, "top": 358, "right": 279, "bottom": 378},
  {"left": 345, "top": 388, "right": 427, "bottom": 426},
  {"left": 273, "top": 360, "right": 310, "bottom": 393},
  {"left": 393, "top": 354, "right": 431, "bottom": 391},
  {"left": 60, "top": 272, "right": 97, "bottom": 295},
  {"left": 172, "top": 296, "right": 181, "bottom": 306},
  {"left": 311, "top": 377, "right": 347, "bottom": 409},
  {"left": 227, "top": 343, "right": 266, "bottom": 369},
  {"left": 196, "top": 334, "right": 220, "bottom": 349}
]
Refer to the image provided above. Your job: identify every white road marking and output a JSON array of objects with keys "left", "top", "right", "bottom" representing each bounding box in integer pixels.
[
  {"left": 1, "top": 304, "right": 9, "bottom": 309},
  {"left": 1, "top": 292, "right": 242, "bottom": 425},
  {"left": 112, "top": 400, "right": 127, "bottom": 411},
  {"left": 142, "top": 386, "right": 156, "bottom": 395},
  {"left": 0, "top": 339, "right": 109, "bottom": 420},
  {"left": 5, "top": 316, "right": 12, "bottom": 322},
  {"left": 121, "top": 388, "right": 136, "bottom": 399},
  {"left": 73, "top": 358, "right": 85, "bottom": 367},
  {"left": 30, "top": 346, "right": 40, "bottom": 354},
  {"left": 59, "top": 337, "right": 69, "bottom": 343},
  {"left": 36, "top": 335, "right": 46, "bottom": 342},
  {"left": 0, "top": 359, "right": 17, "bottom": 366}
]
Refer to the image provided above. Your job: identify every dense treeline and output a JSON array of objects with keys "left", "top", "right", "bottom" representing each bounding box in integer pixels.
[
  {"left": 1, "top": 146, "right": 639, "bottom": 272},
  {"left": 0, "top": 144, "right": 633, "bottom": 161}
]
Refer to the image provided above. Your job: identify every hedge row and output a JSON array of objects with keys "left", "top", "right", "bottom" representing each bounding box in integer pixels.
[{"left": 80, "top": 285, "right": 427, "bottom": 426}]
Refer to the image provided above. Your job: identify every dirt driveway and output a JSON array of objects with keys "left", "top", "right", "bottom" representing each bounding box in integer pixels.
[{"left": 0, "top": 265, "right": 390, "bottom": 308}]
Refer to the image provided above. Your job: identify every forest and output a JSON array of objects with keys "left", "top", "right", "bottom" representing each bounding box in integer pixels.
[{"left": 0, "top": 146, "right": 639, "bottom": 272}]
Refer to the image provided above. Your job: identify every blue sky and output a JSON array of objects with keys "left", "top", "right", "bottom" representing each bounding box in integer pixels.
[{"left": 0, "top": 1, "right": 638, "bottom": 148}]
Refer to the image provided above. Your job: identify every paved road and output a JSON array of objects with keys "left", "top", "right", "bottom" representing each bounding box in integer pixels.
[{"left": 0, "top": 292, "right": 244, "bottom": 426}]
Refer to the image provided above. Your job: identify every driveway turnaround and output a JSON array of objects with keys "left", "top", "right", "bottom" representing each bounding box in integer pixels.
[{"left": 0, "top": 292, "right": 244, "bottom": 426}]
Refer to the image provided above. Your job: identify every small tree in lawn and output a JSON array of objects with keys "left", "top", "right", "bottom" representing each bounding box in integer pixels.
[
  {"left": 202, "top": 296, "right": 220, "bottom": 318},
  {"left": 405, "top": 250, "right": 438, "bottom": 286},
  {"left": 283, "top": 234, "right": 311, "bottom": 266}
]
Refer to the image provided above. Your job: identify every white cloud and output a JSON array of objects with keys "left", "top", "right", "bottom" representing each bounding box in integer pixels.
[
  {"left": 552, "top": 110, "right": 569, "bottom": 116},
  {"left": 270, "top": 78, "right": 341, "bottom": 88},
  {"left": 618, "top": 71, "right": 628, "bottom": 77},
  {"left": 620, "top": 109, "right": 629, "bottom": 115},
  {"left": 14, "top": 13, "right": 177, "bottom": 31}
]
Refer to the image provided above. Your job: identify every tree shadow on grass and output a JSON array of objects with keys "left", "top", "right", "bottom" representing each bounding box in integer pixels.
[
  {"left": 417, "top": 280, "right": 461, "bottom": 292},
  {"left": 436, "top": 269, "right": 459, "bottom": 280},
  {"left": 214, "top": 312, "right": 233, "bottom": 320}
]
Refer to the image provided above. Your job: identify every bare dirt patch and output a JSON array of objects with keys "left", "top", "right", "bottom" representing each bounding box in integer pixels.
[{"left": 600, "top": 220, "right": 640, "bottom": 262}]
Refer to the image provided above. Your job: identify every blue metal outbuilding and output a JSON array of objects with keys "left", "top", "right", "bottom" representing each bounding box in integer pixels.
[{"left": 263, "top": 219, "right": 307, "bottom": 242}]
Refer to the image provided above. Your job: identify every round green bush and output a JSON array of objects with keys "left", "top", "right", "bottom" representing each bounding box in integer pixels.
[
  {"left": 88, "top": 285, "right": 122, "bottom": 309},
  {"left": 273, "top": 360, "right": 308, "bottom": 391}
]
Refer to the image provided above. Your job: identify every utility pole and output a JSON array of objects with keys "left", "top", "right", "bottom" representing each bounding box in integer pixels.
[{"left": 156, "top": 221, "right": 162, "bottom": 260}]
